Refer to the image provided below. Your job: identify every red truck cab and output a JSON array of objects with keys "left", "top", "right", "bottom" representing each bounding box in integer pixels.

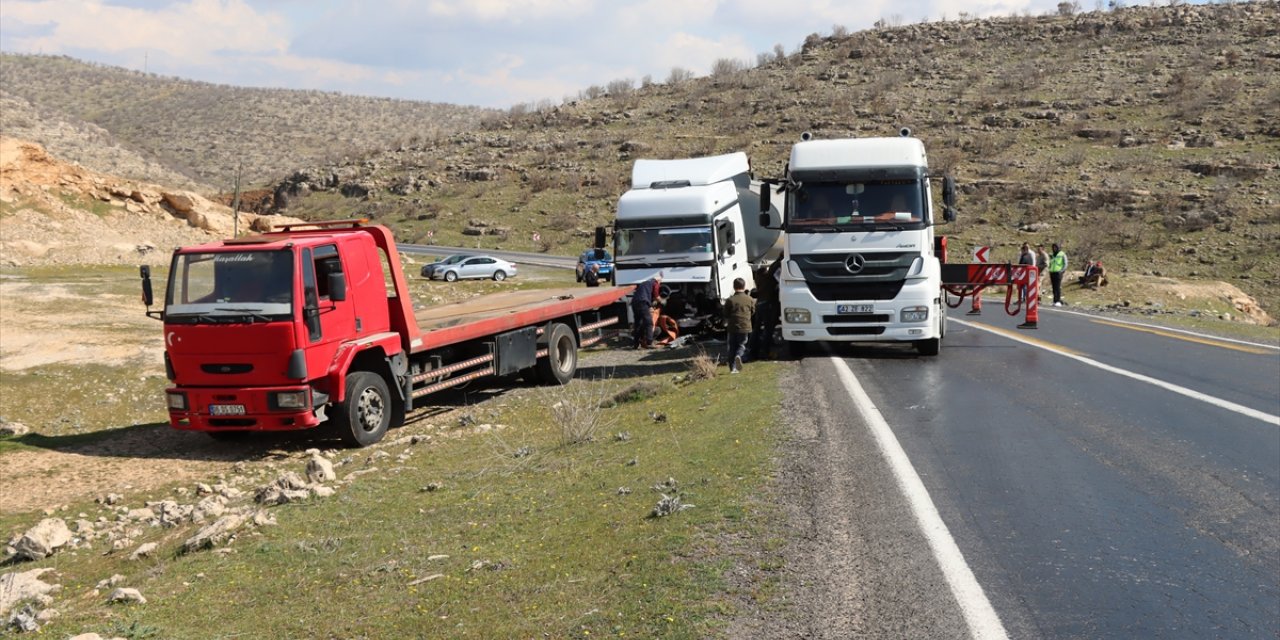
[{"left": 145, "top": 220, "right": 629, "bottom": 446}]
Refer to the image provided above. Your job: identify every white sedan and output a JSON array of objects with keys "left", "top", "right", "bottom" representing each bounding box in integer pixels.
[{"left": 428, "top": 255, "right": 518, "bottom": 282}]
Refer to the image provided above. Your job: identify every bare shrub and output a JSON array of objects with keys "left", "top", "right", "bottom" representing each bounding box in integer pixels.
[
  {"left": 550, "top": 382, "right": 618, "bottom": 447},
  {"left": 710, "top": 58, "right": 748, "bottom": 78},
  {"left": 832, "top": 23, "right": 849, "bottom": 38},
  {"left": 1057, "top": 1, "right": 1080, "bottom": 16},
  {"left": 667, "top": 67, "right": 694, "bottom": 85},
  {"left": 606, "top": 78, "right": 635, "bottom": 97},
  {"left": 687, "top": 348, "right": 718, "bottom": 381}
]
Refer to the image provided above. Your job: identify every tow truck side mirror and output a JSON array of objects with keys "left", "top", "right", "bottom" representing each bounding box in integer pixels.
[
  {"left": 594, "top": 226, "right": 607, "bottom": 250},
  {"left": 139, "top": 265, "right": 154, "bottom": 307},
  {"left": 328, "top": 272, "right": 347, "bottom": 302},
  {"left": 759, "top": 186, "right": 771, "bottom": 213}
]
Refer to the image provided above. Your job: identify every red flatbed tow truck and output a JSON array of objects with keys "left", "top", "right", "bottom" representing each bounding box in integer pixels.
[{"left": 140, "top": 220, "right": 631, "bottom": 446}]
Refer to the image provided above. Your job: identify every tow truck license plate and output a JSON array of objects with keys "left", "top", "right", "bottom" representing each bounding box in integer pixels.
[
  {"left": 837, "top": 304, "right": 874, "bottom": 314},
  {"left": 209, "top": 404, "right": 246, "bottom": 416}
]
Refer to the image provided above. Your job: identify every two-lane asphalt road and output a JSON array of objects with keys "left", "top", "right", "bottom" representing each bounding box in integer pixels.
[{"left": 775, "top": 307, "right": 1279, "bottom": 638}]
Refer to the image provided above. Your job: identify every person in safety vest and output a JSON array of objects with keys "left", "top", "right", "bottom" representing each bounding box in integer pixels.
[{"left": 1048, "top": 243, "right": 1068, "bottom": 307}]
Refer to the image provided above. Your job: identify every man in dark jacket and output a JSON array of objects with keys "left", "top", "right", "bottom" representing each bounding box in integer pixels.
[
  {"left": 723, "top": 277, "right": 755, "bottom": 373},
  {"left": 631, "top": 272, "right": 662, "bottom": 348},
  {"left": 583, "top": 263, "right": 601, "bottom": 287}
]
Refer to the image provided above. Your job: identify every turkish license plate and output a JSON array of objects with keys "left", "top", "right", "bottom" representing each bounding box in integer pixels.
[
  {"left": 837, "top": 304, "right": 874, "bottom": 314},
  {"left": 209, "top": 404, "right": 246, "bottom": 416}
]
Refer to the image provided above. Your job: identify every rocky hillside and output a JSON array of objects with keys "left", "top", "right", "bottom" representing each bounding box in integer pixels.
[
  {"left": 264, "top": 2, "right": 1280, "bottom": 317},
  {"left": 0, "top": 54, "right": 495, "bottom": 191},
  {"left": 0, "top": 137, "right": 299, "bottom": 267}
]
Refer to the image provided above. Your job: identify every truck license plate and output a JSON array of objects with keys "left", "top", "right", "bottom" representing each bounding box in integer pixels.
[
  {"left": 209, "top": 404, "right": 246, "bottom": 416},
  {"left": 837, "top": 304, "right": 874, "bottom": 314}
]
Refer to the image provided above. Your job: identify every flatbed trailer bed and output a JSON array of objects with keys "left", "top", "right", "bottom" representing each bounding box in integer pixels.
[{"left": 412, "top": 286, "right": 632, "bottom": 352}]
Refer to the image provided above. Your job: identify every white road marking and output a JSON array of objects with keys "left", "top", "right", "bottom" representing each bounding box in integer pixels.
[
  {"left": 954, "top": 319, "right": 1280, "bottom": 427},
  {"left": 1046, "top": 307, "right": 1280, "bottom": 351},
  {"left": 831, "top": 356, "right": 1010, "bottom": 640}
]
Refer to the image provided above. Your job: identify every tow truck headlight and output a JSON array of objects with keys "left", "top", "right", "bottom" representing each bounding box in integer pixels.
[
  {"left": 784, "top": 308, "right": 811, "bottom": 324},
  {"left": 166, "top": 392, "right": 188, "bottom": 411},
  {"left": 273, "top": 390, "right": 309, "bottom": 410},
  {"left": 901, "top": 306, "right": 929, "bottom": 323}
]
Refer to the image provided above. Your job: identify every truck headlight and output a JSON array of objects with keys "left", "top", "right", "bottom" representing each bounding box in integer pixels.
[
  {"left": 900, "top": 306, "right": 929, "bottom": 323},
  {"left": 166, "top": 392, "right": 188, "bottom": 411},
  {"left": 274, "top": 390, "right": 309, "bottom": 410},
  {"left": 784, "top": 308, "right": 811, "bottom": 324}
]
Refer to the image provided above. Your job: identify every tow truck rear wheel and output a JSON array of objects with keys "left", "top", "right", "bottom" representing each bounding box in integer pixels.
[
  {"left": 332, "top": 371, "right": 392, "bottom": 447},
  {"left": 533, "top": 322, "right": 578, "bottom": 385}
]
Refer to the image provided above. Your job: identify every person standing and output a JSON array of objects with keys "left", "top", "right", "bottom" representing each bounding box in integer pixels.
[
  {"left": 1035, "top": 244, "right": 1050, "bottom": 301},
  {"left": 750, "top": 260, "right": 781, "bottom": 360},
  {"left": 723, "top": 277, "right": 755, "bottom": 373},
  {"left": 1017, "top": 243, "right": 1036, "bottom": 304},
  {"left": 583, "top": 263, "right": 601, "bottom": 287},
  {"left": 1048, "top": 243, "right": 1068, "bottom": 307},
  {"left": 630, "top": 272, "right": 662, "bottom": 348}
]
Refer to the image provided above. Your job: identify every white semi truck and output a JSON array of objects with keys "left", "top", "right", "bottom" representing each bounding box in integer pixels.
[
  {"left": 758, "top": 130, "right": 957, "bottom": 356},
  {"left": 613, "top": 152, "right": 782, "bottom": 333}
]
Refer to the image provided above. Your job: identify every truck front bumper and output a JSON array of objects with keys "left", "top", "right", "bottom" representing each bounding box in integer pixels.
[
  {"left": 165, "top": 385, "right": 327, "bottom": 432},
  {"left": 779, "top": 279, "right": 940, "bottom": 343}
]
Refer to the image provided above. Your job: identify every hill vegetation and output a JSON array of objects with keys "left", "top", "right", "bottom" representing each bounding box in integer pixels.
[
  {"left": 0, "top": 53, "right": 495, "bottom": 191},
  {"left": 261, "top": 2, "right": 1280, "bottom": 318}
]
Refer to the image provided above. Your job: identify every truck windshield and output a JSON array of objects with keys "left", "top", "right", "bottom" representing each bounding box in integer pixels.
[
  {"left": 791, "top": 180, "right": 925, "bottom": 230},
  {"left": 616, "top": 227, "right": 714, "bottom": 258},
  {"left": 165, "top": 250, "right": 294, "bottom": 322}
]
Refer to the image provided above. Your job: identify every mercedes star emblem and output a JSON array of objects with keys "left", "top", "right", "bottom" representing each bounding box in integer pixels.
[{"left": 844, "top": 253, "right": 866, "bottom": 274}]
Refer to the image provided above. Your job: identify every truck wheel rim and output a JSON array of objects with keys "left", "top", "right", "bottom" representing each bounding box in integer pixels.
[
  {"left": 555, "top": 336, "right": 574, "bottom": 373},
  {"left": 356, "top": 388, "right": 385, "bottom": 430}
]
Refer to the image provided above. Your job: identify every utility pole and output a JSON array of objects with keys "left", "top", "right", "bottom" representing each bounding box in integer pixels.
[{"left": 231, "top": 163, "right": 242, "bottom": 237}]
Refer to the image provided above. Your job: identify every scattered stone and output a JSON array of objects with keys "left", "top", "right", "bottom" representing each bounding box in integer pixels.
[
  {"left": 129, "top": 543, "right": 158, "bottom": 560},
  {"left": 345, "top": 468, "right": 379, "bottom": 481},
  {"left": 407, "top": 574, "right": 445, "bottom": 586},
  {"left": 306, "top": 455, "right": 336, "bottom": 484},
  {"left": 427, "top": 554, "right": 449, "bottom": 561},
  {"left": 366, "top": 450, "right": 391, "bottom": 464},
  {"left": 35, "top": 607, "right": 57, "bottom": 622},
  {"left": 110, "top": 538, "right": 134, "bottom": 552},
  {"left": 614, "top": 431, "right": 632, "bottom": 442},
  {"left": 311, "top": 486, "right": 336, "bottom": 498},
  {"left": 14, "top": 519, "right": 72, "bottom": 560},
  {"left": 420, "top": 482, "right": 444, "bottom": 493},
  {"left": 251, "top": 510, "right": 277, "bottom": 527},
  {"left": 617, "top": 487, "right": 632, "bottom": 495},
  {"left": 191, "top": 495, "right": 227, "bottom": 523},
  {"left": 0, "top": 568, "right": 60, "bottom": 617},
  {"left": 69, "top": 634, "right": 110, "bottom": 640},
  {"left": 100, "top": 494, "right": 123, "bottom": 506},
  {"left": 195, "top": 483, "right": 214, "bottom": 495},
  {"left": 0, "top": 420, "right": 29, "bottom": 437},
  {"left": 95, "top": 574, "right": 125, "bottom": 590},
  {"left": 255, "top": 472, "right": 311, "bottom": 506},
  {"left": 125, "top": 508, "right": 155, "bottom": 522},
  {"left": 7, "top": 603, "right": 39, "bottom": 632},
  {"left": 107, "top": 587, "right": 146, "bottom": 605},
  {"left": 182, "top": 514, "right": 247, "bottom": 553},
  {"left": 513, "top": 446, "right": 533, "bottom": 458}
]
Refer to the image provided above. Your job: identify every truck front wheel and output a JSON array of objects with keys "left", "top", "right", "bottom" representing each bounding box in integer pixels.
[
  {"left": 915, "top": 338, "right": 941, "bottom": 356},
  {"left": 332, "top": 371, "right": 392, "bottom": 447},
  {"left": 534, "top": 322, "right": 578, "bottom": 385}
]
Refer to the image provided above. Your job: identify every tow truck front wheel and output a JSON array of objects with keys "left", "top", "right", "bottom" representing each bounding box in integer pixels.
[{"left": 332, "top": 371, "right": 392, "bottom": 447}]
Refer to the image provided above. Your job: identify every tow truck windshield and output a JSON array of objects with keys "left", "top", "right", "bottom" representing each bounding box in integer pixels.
[
  {"left": 165, "top": 250, "right": 294, "bottom": 323},
  {"left": 791, "top": 179, "right": 926, "bottom": 232}
]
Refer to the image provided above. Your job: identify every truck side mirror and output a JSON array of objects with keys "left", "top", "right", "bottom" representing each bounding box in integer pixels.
[
  {"left": 594, "top": 226, "right": 607, "bottom": 249},
  {"left": 139, "top": 265, "right": 154, "bottom": 307},
  {"left": 328, "top": 272, "right": 347, "bottom": 302},
  {"left": 759, "top": 212, "right": 772, "bottom": 228},
  {"left": 942, "top": 175, "right": 958, "bottom": 223},
  {"left": 593, "top": 248, "right": 605, "bottom": 261},
  {"left": 759, "top": 187, "right": 771, "bottom": 213}
]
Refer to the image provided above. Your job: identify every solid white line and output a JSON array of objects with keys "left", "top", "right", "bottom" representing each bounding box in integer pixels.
[
  {"left": 831, "top": 357, "right": 1010, "bottom": 640},
  {"left": 1046, "top": 307, "right": 1280, "bottom": 351},
  {"left": 954, "top": 319, "right": 1280, "bottom": 427}
]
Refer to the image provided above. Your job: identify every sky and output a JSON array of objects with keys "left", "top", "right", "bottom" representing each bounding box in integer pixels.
[{"left": 0, "top": 0, "right": 1192, "bottom": 108}]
